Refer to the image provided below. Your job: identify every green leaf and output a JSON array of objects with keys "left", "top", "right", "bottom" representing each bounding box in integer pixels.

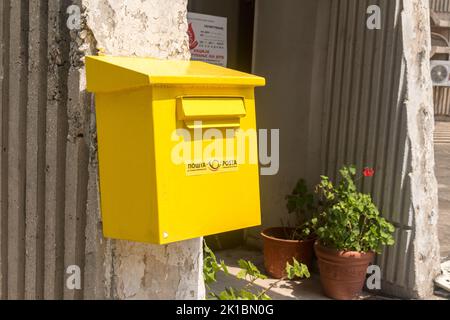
[
  {"left": 236, "top": 269, "right": 247, "bottom": 280},
  {"left": 285, "top": 258, "right": 310, "bottom": 279},
  {"left": 220, "top": 260, "right": 229, "bottom": 275},
  {"left": 237, "top": 259, "right": 248, "bottom": 270}
]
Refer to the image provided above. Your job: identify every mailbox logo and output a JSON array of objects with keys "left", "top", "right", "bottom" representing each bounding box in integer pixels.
[
  {"left": 171, "top": 123, "right": 280, "bottom": 176},
  {"left": 186, "top": 159, "right": 238, "bottom": 176},
  {"left": 208, "top": 160, "right": 221, "bottom": 171}
]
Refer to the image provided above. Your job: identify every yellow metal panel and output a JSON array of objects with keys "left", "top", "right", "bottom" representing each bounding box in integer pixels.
[
  {"left": 86, "top": 57, "right": 151, "bottom": 93},
  {"left": 178, "top": 97, "right": 246, "bottom": 120},
  {"left": 86, "top": 56, "right": 266, "bottom": 92},
  {"left": 152, "top": 86, "right": 261, "bottom": 244},
  {"left": 95, "top": 88, "right": 160, "bottom": 243},
  {"left": 184, "top": 119, "right": 241, "bottom": 129}
]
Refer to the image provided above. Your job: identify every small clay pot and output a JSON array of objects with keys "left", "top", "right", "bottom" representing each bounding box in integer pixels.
[
  {"left": 261, "top": 227, "right": 315, "bottom": 279},
  {"left": 314, "top": 241, "right": 375, "bottom": 300}
]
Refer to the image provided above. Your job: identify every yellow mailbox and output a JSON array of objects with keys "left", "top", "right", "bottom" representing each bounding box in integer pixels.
[{"left": 86, "top": 56, "right": 265, "bottom": 244}]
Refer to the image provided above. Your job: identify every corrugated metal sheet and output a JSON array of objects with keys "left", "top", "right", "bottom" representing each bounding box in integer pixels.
[
  {"left": 431, "top": 0, "right": 450, "bottom": 117},
  {"left": 430, "top": 0, "right": 450, "bottom": 12},
  {"left": 0, "top": 0, "right": 105, "bottom": 299},
  {"left": 434, "top": 87, "right": 450, "bottom": 117},
  {"left": 321, "top": 0, "right": 416, "bottom": 296}
]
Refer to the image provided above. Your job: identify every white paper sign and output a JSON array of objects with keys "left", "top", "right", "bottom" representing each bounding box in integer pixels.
[{"left": 187, "top": 12, "right": 227, "bottom": 67}]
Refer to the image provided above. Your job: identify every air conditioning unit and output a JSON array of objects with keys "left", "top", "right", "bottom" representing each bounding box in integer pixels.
[{"left": 431, "top": 60, "right": 450, "bottom": 87}]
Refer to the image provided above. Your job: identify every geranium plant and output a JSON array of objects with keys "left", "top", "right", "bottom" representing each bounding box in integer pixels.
[
  {"left": 285, "top": 179, "right": 317, "bottom": 240},
  {"left": 314, "top": 165, "right": 395, "bottom": 253}
]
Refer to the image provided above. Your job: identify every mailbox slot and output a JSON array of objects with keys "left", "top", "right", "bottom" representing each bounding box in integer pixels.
[{"left": 177, "top": 96, "right": 246, "bottom": 129}]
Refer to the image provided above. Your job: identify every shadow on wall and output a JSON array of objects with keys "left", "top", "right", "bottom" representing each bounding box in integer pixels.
[{"left": 248, "top": 0, "right": 330, "bottom": 242}]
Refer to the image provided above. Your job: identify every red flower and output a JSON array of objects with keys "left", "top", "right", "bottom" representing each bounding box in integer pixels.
[{"left": 363, "top": 167, "right": 375, "bottom": 177}]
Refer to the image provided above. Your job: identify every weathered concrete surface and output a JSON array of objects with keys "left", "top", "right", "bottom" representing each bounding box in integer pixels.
[
  {"left": 113, "top": 240, "right": 203, "bottom": 299},
  {"left": 83, "top": 0, "right": 190, "bottom": 59},
  {"left": 82, "top": 0, "right": 204, "bottom": 300},
  {"left": 400, "top": 0, "right": 441, "bottom": 298}
]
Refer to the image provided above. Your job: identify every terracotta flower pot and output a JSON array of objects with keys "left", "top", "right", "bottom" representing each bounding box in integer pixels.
[
  {"left": 261, "top": 227, "right": 315, "bottom": 279},
  {"left": 314, "top": 241, "right": 375, "bottom": 300}
]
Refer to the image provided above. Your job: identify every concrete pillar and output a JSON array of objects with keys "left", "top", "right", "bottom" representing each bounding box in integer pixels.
[
  {"left": 399, "top": 0, "right": 441, "bottom": 298},
  {"left": 81, "top": 0, "right": 204, "bottom": 300}
]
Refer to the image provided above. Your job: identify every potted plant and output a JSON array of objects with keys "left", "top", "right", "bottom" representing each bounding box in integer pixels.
[
  {"left": 261, "top": 179, "right": 317, "bottom": 279},
  {"left": 313, "top": 165, "right": 395, "bottom": 300}
]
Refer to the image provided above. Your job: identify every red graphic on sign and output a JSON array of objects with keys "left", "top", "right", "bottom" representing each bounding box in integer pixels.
[{"left": 187, "top": 23, "right": 199, "bottom": 50}]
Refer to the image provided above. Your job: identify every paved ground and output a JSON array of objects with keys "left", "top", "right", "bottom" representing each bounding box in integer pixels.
[
  {"left": 435, "top": 121, "right": 450, "bottom": 260},
  {"left": 211, "top": 248, "right": 447, "bottom": 300},
  {"left": 209, "top": 248, "right": 328, "bottom": 300}
]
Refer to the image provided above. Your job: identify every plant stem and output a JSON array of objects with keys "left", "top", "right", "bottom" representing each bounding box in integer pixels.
[{"left": 255, "top": 277, "right": 290, "bottom": 299}]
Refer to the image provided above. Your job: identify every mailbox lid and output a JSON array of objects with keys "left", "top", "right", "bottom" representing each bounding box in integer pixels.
[{"left": 86, "top": 56, "right": 266, "bottom": 93}]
